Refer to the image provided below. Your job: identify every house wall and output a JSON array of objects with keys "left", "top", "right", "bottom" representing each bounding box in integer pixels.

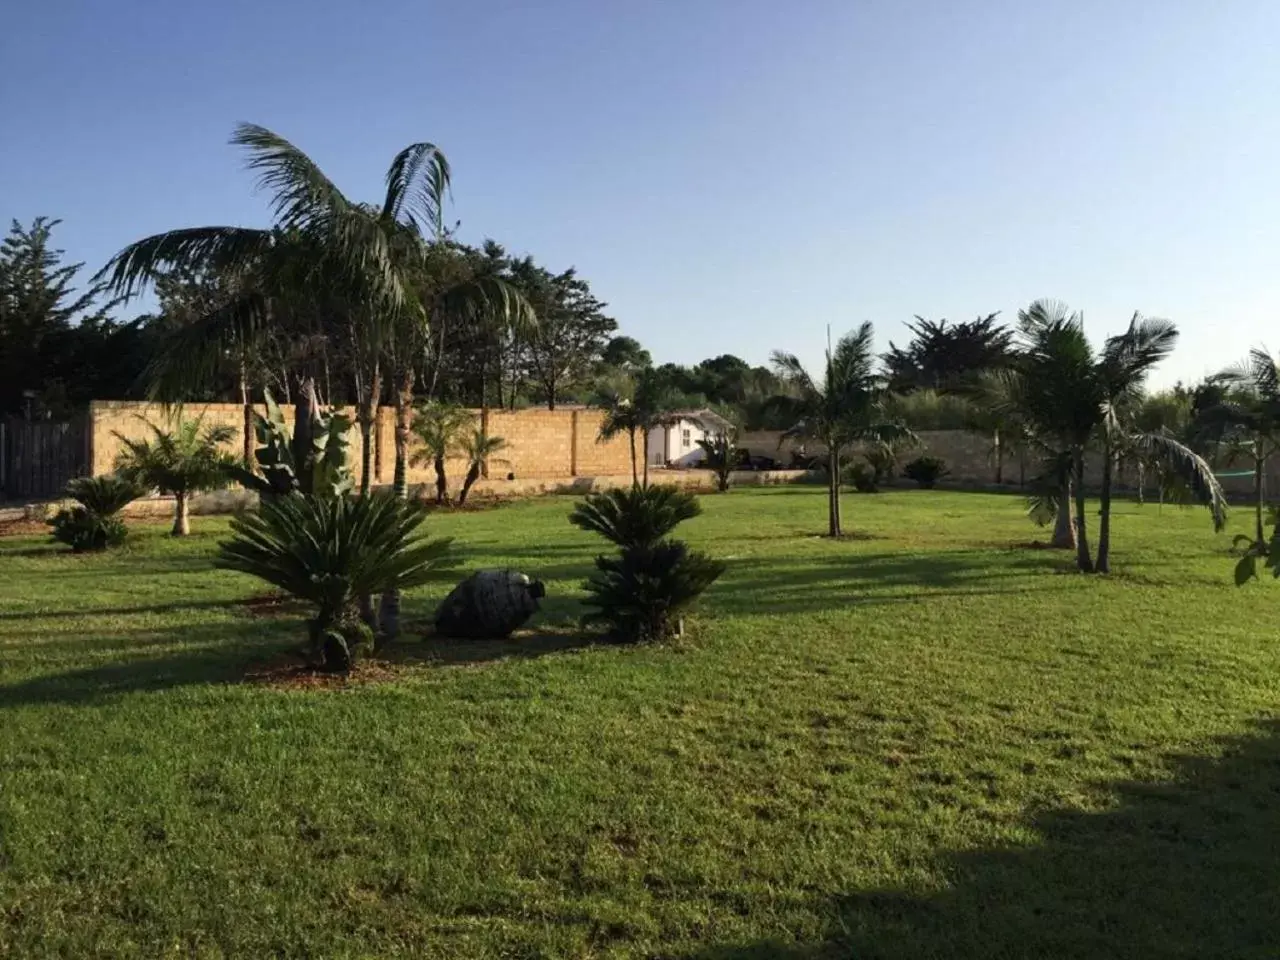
[{"left": 87, "top": 401, "right": 633, "bottom": 486}]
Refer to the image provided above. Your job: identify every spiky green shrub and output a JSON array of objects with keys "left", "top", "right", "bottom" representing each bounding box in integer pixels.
[
  {"left": 114, "top": 417, "right": 239, "bottom": 536},
  {"left": 572, "top": 485, "right": 723, "bottom": 643},
  {"left": 217, "top": 493, "right": 453, "bottom": 671},
  {"left": 903, "top": 456, "right": 950, "bottom": 489},
  {"left": 47, "top": 475, "right": 145, "bottom": 552},
  {"left": 569, "top": 485, "right": 701, "bottom": 549},
  {"left": 582, "top": 541, "right": 726, "bottom": 643}
]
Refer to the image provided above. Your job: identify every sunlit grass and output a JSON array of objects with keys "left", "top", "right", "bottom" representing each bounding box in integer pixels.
[{"left": 1, "top": 487, "right": 1277, "bottom": 957}]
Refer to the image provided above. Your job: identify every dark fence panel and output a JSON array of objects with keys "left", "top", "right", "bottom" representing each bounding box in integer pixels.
[{"left": 2, "top": 415, "right": 89, "bottom": 500}]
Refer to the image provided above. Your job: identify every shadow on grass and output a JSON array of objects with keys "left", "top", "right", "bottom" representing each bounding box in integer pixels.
[
  {"left": 383, "top": 626, "right": 604, "bottom": 668},
  {"left": 708, "top": 549, "right": 1064, "bottom": 615},
  {"left": 685, "top": 719, "right": 1280, "bottom": 959}
]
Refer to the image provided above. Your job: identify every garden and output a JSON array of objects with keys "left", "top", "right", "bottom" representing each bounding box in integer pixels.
[{"left": 3, "top": 486, "right": 1279, "bottom": 958}]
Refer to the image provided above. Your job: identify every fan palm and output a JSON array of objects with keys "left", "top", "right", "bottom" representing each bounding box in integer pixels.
[
  {"left": 409, "top": 402, "right": 475, "bottom": 504},
  {"left": 770, "top": 323, "right": 914, "bottom": 537},
  {"left": 457, "top": 429, "right": 508, "bottom": 505},
  {"left": 98, "top": 123, "right": 454, "bottom": 493},
  {"left": 113, "top": 417, "right": 239, "bottom": 536},
  {"left": 217, "top": 493, "right": 453, "bottom": 670}
]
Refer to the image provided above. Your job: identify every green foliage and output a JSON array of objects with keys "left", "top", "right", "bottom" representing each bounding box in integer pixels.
[
  {"left": 882, "top": 389, "right": 975, "bottom": 431},
  {"left": 863, "top": 436, "right": 917, "bottom": 485},
  {"left": 572, "top": 484, "right": 720, "bottom": 642},
  {"left": 216, "top": 492, "right": 453, "bottom": 669},
  {"left": 569, "top": 485, "right": 702, "bottom": 549},
  {"left": 457, "top": 429, "right": 507, "bottom": 504},
  {"left": 847, "top": 462, "right": 879, "bottom": 493},
  {"left": 410, "top": 402, "right": 475, "bottom": 503},
  {"left": 696, "top": 431, "right": 740, "bottom": 492},
  {"left": 882, "top": 313, "right": 1013, "bottom": 393},
  {"left": 582, "top": 541, "right": 726, "bottom": 643},
  {"left": 47, "top": 475, "right": 144, "bottom": 553},
  {"left": 227, "top": 391, "right": 352, "bottom": 499},
  {"left": 903, "top": 456, "right": 950, "bottom": 488},
  {"left": 114, "top": 417, "right": 239, "bottom": 497}
]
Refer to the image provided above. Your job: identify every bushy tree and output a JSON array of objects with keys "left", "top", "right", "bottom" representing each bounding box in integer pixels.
[{"left": 882, "top": 313, "right": 1013, "bottom": 393}]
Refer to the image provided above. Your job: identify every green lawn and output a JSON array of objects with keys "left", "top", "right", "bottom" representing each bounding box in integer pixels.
[{"left": 2, "top": 487, "right": 1278, "bottom": 958}]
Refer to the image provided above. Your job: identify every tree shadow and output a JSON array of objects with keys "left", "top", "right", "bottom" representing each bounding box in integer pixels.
[
  {"left": 381, "top": 625, "right": 605, "bottom": 668},
  {"left": 685, "top": 719, "right": 1280, "bottom": 959},
  {"left": 707, "top": 549, "right": 1060, "bottom": 616}
]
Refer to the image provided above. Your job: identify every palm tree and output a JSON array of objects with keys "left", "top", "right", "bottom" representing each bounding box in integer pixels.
[
  {"left": 1013, "top": 300, "right": 1225, "bottom": 573},
  {"left": 1194, "top": 350, "right": 1280, "bottom": 547},
  {"left": 113, "top": 417, "right": 239, "bottom": 536},
  {"left": 410, "top": 402, "right": 474, "bottom": 503},
  {"left": 99, "top": 123, "right": 453, "bottom": 492},
  {"left": 770, "top": 323, "right": 914, "bottom": 537},
  {"left": 457, "top": 429, "right": 508, "bottom": 505},
  {"left": 597, "top": 391, "right": 644, "bottom": 488}
]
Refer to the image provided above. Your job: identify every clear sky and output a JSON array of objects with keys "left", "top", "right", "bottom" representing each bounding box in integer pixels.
[{"left": 3, "top": 0, "right": 1277, "bottom": 386}]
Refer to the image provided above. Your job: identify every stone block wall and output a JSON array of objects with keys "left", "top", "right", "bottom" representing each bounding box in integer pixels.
[{"left": 87, "top": 401, "right": 632, "bottom": 485}]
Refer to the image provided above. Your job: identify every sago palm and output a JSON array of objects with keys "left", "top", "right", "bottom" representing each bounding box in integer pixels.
[
  {"left": 569, "top": 485, "right": 702, "bottom": 549},
  {"left": 770, "top": 323, "right": 914, "bottom": 537},
  {"left": 114, "top": 417, "right": 239, "bottom": 536},
  {"left": 217, "top": 493, "right": 453, "bottom": 670}
]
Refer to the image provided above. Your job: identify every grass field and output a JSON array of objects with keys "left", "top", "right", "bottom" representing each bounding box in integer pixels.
[{"left": 2, "top": 487, "right": 1278, "bottom": 958}]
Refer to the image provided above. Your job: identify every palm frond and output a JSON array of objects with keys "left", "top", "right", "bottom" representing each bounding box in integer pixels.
[
  {"left": 1132, "top": 431, "right": 1228, "bottom": 531},
  {"left": 96, "top": 226, "right": 273, "bottom": 299},
  {"left": 232, "top": 123, "right": 356, "bottom": 233},
  {"left": 383, "top": 142, "right": 452, "bottom": 237},
  {"left": 143, "top": 290, "right": 270, "bottom": 403},
  {"left": 569, "top": 485, "right": 702, "bottom": 549}
]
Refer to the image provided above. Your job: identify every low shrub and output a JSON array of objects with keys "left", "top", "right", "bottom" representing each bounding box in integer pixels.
[
  {"left": 572, "top": 485, "right": 724, "bottom": 642},
  {"left": 47, "top": 475, "right": 144, "bottom": 552},
  {"left": 903, "top": 456, "right": 950, "bottom": 489},
  {"left": 847, "top": 463, "right": 879, "bottom": 493}
]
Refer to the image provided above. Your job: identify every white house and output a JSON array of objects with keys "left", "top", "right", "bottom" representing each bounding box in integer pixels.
[{"left": 646, "top": 409, "right": 735, "bottom": 467}]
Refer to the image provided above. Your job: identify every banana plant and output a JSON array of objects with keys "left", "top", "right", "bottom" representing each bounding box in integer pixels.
[{"left": 226, "top": 389, "right": 352, "bottom": 499}]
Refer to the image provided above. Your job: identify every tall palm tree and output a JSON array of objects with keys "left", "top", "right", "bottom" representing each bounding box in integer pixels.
[
  {"left": 771, "top": 323, "right": 914, "bottom": 538},
  {"left": 98, "top": 123, "right": 453, "bottom": 491},
  {"left": 1013, "top": 300, "right": 1225, "bottom": 573},
  {"left": 113, "top": 417, "right": 239, "bottom": 536}
]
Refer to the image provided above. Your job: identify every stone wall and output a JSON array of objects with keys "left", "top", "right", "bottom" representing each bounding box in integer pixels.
[{"left": 88, "top": 401, "right": 633, "bottom": 484}]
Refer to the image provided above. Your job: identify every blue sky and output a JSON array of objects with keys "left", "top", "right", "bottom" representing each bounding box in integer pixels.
[{"left": 3, "top": 0, "right": 1277, "bottom": 386}]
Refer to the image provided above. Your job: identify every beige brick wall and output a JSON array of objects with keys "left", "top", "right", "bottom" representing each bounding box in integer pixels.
[{"left": 88, "top": 401, "right": 634, "bottom": 485}]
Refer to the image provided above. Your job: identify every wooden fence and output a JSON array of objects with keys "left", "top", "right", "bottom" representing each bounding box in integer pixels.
[{"left": 1, "top": 416, "right": 90, "bottom": 500}]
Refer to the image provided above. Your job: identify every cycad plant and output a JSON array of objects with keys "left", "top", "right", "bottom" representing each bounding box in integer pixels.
[
  {"left": 48, "top": 475, "right": 145, "bottom": 552},
  {"left": 410, "top": 402, "right": 474, "bottom": 503},
  {"left": 571, "top": 485, "right": 724, "bottom": 643},
  {"left": 457, "top": 429, "right": 507, "bottom": 505},
  {"left": 771, "top": 323, "right": 915, "bottom": 537},
  {"left": 114, "top": 417, "right": 239, "bottom": 536},
  {"left": 217, "top": 493, "right": 453, "bottom": 671}
]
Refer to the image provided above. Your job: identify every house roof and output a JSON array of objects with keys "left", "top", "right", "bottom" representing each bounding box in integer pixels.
[{"left": 669, "top": 408, "right": 735, "bottom": 431}]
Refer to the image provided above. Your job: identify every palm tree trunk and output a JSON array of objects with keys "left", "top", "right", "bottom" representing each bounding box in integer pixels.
[
  {"left": 832, "top": 451, "right": 843, "bottom": 537},
  {"left": 434, "top": 455, "right": 448, "bottom": 503},
  {"left": 1073, "top": 450, "right": 1093, "bottom": 572},
  {"left": 1096, "top": 444, "right": 1114, "bottom": 574},
  {"left": 1255, "top": 448, "right": 1265, "bottom": 544},
  {"left": 172, "top": 490, "right": 190, "bottom": 537},
  {"left": 993, "top": 428, "right": 1002, "bottom": 485},
  {"left": 1051, "top": 483, "right": 1075, "bottom": 549},
  {"left": 642, "top": 427, "right": 650, "bottom": 488},
  {"left": 239, "top": 358, "right": 253, "bottom": 469},
  {"left": 629, "top": 429, "right": 639, "bottom": 488},
  {"left": 378, "top": 371, "right": 415, "bottom": 645},
  {"left": 459, "top": 463, "right": 480, "bottom": 504}
]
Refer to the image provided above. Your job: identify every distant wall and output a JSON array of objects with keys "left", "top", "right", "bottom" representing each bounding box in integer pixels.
[{"left": 88, "top": 402, "right": 633, "bottom": 483}]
